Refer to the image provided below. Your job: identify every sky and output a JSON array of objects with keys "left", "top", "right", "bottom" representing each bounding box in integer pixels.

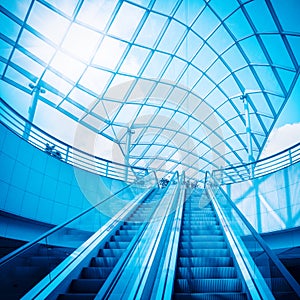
[{"left": 261, "top": 75, "right": 300, "bottom": 158}]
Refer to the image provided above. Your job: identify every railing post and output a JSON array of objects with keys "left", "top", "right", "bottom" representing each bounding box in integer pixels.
[
  {"left": 23, "top": 83, "right": 45, "bottom": 140},
  {"left": 288, "top": 149, "right": 293, "bottom": 165}
]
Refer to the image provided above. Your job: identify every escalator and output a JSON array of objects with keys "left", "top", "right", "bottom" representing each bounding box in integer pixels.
[
  {"left": 55, "top": 188, "right": 163, "bottom": 300},
  {"left": 173, "top": 189, "right": 248, "bottom": 299}
]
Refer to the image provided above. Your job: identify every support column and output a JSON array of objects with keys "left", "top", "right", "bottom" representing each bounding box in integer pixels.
[
  {"left": 23, "top": 83, "right": 45, "bottom": 140},
  {"left": 124, "top": 127, "right": 134, "bottom": 182},
  {"left": 241, "top": 94, "right": 254, "bottom": 176}
]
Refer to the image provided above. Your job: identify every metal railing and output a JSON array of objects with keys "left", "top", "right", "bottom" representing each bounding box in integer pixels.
[
  {"left": 205, "top": 171, "right": 300, "bottom": 299},
  {"left": 212, "top": 142, "right": 300, "bottom": 184},
  {"left": 0, "top": 98, "right": 148, "bottom": 182}
]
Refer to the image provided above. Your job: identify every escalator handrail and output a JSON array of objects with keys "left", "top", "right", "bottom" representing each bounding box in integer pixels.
[
  {"left": 205, "top": 171, "right": 300, "bottom": 297},
  {"left": 154, "top": 172, "right": 186, "bottom": 299},
  {"left": 0, "top": 172, "right": 158, "bottom": 267},
  {"left": 97, "top": 171, "right": 180, "bottom": 299}
]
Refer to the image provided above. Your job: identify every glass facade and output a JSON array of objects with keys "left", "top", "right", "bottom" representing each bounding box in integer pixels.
[{"left": 0, "top": 0, "right": 299, "bottom": 181}]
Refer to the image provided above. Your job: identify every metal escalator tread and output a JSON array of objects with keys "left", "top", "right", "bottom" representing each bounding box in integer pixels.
[
  {"left": 173, "top": 191, "right": 247, "bottom": 299},
  {"left": 57, "top": 191, "right": 160, "bottom": 299},
  {"left": 173, "top": 292, "right": 247, "bottom": 299}
]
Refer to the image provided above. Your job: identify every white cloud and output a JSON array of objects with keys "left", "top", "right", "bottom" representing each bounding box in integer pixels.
[{"left": 261, "top": 122, "right": 300, "bottom": 158}]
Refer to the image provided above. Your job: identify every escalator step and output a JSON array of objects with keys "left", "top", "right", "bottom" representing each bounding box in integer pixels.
[
  {"left": 57, "top": 293, "right": 96, "bottom": 300},
  {"left": 91, "top": 257, "right": 119, "bottom": 267},
  {"left": 181, "top": 234, "right": 222, "bottom": 241},
  {"left": 181, "top": 221, "right": 219, "bottom": 227},
  {"left": 179, "top": 248, "right": 229, "bottom": 257},
  {"left": 180, "top": 236, "right": 224, "bottom": 244},
  {"left": 175, "top": 278, "right": 242, "bottom": 293},
  {"left": 105, "top": 241, "right": 130, "bottom": 249},
  {"left": 173, "top": 292, "right": 247, "bottom": 299},
  {"left": 181, "top": 229, "right": 221, "bottom": 235},
  {"left": 116, "top": 229, "right": 137, "bottom": 236},
  {"left": 176, "top": 267, "right": 237, "bottom": 279},
  {"left": 81, "top": 267, "right": 113, "bottom": 279},
  {"left": 120, "top": 225, "right": 140, "bottom": 230},
  {"left": 98, "top": 248, "right": 123, "bottom": 257},
  {"left": 179, "top": 241, "right": 227, "bottom": 250},
  {"left": 182, "top": 218, "right": 217, "bottom": 223},
  {"left": 69, "top": 278, "right": 104, "bottom": 293},
  {"left": 179, "top": 257, "right": 233, "bottom": 267},
  {"left": 111, "top": 235, "right": 133, "bottom": 242}
]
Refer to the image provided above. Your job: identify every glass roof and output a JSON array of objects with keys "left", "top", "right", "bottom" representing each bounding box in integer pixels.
[{"left": 1, "top": 0, "right": 300, "bottom": 181}]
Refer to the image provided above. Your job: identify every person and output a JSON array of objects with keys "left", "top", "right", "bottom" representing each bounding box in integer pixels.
[
  {"left": 45, "top": 143, "right": 55, "bottom": 155},
  {"left": 52, "top": 150, "right": 62, "bottom": 160}
]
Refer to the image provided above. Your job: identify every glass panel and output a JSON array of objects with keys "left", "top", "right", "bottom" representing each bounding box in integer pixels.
[
  {"left": 152, "top": 0, "right": 178, "bottom": 15},
  {"left": 174, "top": 0, "right": 205, "bottom": 26},
  {"left": 44, "top": 0, "right": 78, "bottom": 16},
  {"left": 193, "top": 6, "right": 220, "bottom": 40},
  {"left": 272, "top": 0, "right": 300, "bottom": 32},
  {"left": 254, "top": 66, "right": 283, "bottom": 95},
  {"left": 134, "top": 106, "right": 158, "bottom": 125},
  {"left": 42, "top": 70, "right": 73, "bottom": 95},
  {"left": 157, "top": 20, "right": 186, "bottom": 53},
  {"left": 119, "top": 45, "right": 150, "bottom": 76},
  {"left": 108, "top": 2, "right": 145, "bottom": 40},
  {"left": 235, "top": 67, "right": 260, "bottom": 91},
  {"left": 68, "top": 87, "right": 96, "bottom": 109},
  {"left": 76, "top": 0, "right": 117, "bottom": 31},
  {"left": 178, "top": 65, "right": 202, "bottom": 89},
  {"left": 128, "top": 78, "right": 155, "bottom": 102},
  {"left": 11, "top": 49, "right": 44, "bottom": 78},
  {"left": 163, "top": 57, "right": 187, "bottom": 82},
  {"left": 59, "top": 100, "right": 84, "bottom": 119},
  {"left": 207, "top": 25, "right": 234, "bottom": 54},
  {"left": 219, "top": 75, "right": 241, "bottom": 98},
  {"left": 261, "top": 34, "right": 294, "bottom": 69},
  {"left": 205, "top": 88, "right": 227, "bottom": 108},
  {"left": 0, "top": 39, "right": 13, "bottom": 60},
  {"left": 206, "top": 59, "right": 230, "bottom": 84},
  {"left": 222, "top": 45, "right": 248, "bottom": 71},
  {"left": 5, "top": 66, "right": 30, "bottom": 88},
  {"left": 168, "top": 87, "right": 188, "bottom": 109},
  {"left": 62, "top": 23, "right": 101, "bottom": 62},
  {"left": 93, "top": 36, "right": 127, "bottom": 70},
  {"left": 135, "top": 12, "right": 167, "bottom": 48},
  {"left": 246, "top": 0, "right": 277, "bottom": 33},
  {"left": 239, "top": 36, "right": 268, "bottom": 64},
  {"left": 210, "top": 0, "right": 238, "bottom": 19},
  {"left": 225, "top": 9, "right": 254, "bottom": 40},
  {"left": 277, "top": 68, "right": 295, "bottom": 92},
  {"left": 27, "top": 2, "right": 70, "bottom": 45},
  {"left": 79, "top": 67, "right": 112, "bottom": 95},
  {"left": 18, "top": 29, "right": 56, "bottom": 64},
  {"left": 114, "top": 104, "right": 140, "bottom": 124},
  {"left": 208, "top": 181, "right": 299, "bottom": 299},
  {"left": 0, "top": 11, "right": 21, "bottom": 41},
  {"left": 50, "top": 51, "right": 86, "bottom": 82},
  {"left": 249, "top": 93, "right": 273, "bottom": 116},
  {"left": 1, "top": 0, "right": 31, "bottom": 19},
  {"left": 192, "top": 44, "right": 217, "bottom": 72},
  {"left": 142, "top": 51, "right": 170, "bottom": 78},
  {"left": 193, "top": 76, "right": 215, "bottom": 98},
  {"left": 176, "top": 30, "right": 203, "bottom": 62},
  {"left": 82, "top": 114, "right": 106, "bottom": 131}
]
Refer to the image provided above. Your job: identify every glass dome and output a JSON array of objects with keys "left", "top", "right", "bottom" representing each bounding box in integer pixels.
[{"left": 0, "top": 0, "right": 299, "bottom": 180}]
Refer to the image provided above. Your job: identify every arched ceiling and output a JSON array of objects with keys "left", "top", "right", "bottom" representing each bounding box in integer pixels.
[{"left": 1, "top": 0, "right": 300, "bottom": 180}]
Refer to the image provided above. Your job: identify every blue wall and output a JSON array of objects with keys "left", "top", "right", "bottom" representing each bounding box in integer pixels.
[{"left": 0, "top": 123, "right": 129, "bottom": 240}]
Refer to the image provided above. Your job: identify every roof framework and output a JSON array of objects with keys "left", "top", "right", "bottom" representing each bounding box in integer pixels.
[{"left": 1, "top": 0, "right": 299, "bottom": 180}]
